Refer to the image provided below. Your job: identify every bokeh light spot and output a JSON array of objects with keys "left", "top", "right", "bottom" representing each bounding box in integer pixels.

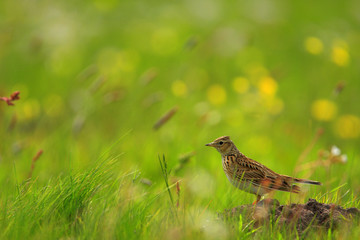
[
  {"left": 171, "top": 80, "right": 188, "bottom": 97},
  {"left": 334, "top": 115, "right": 360, "bottom": 139},
  {"left": 331, "top": 46, "right": 349, "bottom": 66},
  {"left": 97, "top": 49, "right": 139, "bottom": 83},
  {"left": 244, "top": 63, "right": 269, "bottom": 81},
  {"left": 311, "top": 99, "right": 337, "bottom": 121},
  {"left": 187, "top": 169, "right": 215, "bottom": 198},
  {"left": 304, "top": 37, "right": 323, "bottom": 55},
  {"left": 207, "top": 84, "right": 226, "bottom": 105},
  {"left": 258, "top": 76, "right": 278, "bottom": 97},
  {"left": 194, "top": 102, "right": 210, "bottom": 116},
  {"left": 18, "top": 99, "right": 41, "bottom": 121},
  {"left": 207, "top": 110, "right": 222, "bottom": 125},
  {"left": 265, "top": 97, "right": 284, "bottom": 115},
  {"left": 232, "top": 77, "right": 249, "bottom": 94}
]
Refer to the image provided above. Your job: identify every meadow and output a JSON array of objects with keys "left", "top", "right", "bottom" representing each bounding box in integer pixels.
[{"left": 1, "top": 0, "right": 360, "bottom": 239}]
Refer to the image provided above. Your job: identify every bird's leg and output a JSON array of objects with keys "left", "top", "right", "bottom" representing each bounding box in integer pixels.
[{"left": 252, "top": 195, "right": 262, "bottom": 205}]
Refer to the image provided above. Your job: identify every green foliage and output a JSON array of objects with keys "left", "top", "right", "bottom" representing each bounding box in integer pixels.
[{"left": 1, "top": 0, "right": 360, "bottom": 238}]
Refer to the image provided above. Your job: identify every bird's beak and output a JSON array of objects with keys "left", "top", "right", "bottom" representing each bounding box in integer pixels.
[{"left": 205, "top": 142, "right": 215, "bottom": 147}]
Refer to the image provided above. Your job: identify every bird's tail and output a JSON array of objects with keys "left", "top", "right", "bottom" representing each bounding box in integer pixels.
[
  {"left": 293, "top": 177, "right": 322, "bottom": 186},
  {"left": 259, "top": 175, "right": 321, "bottom": 194},
  {"left": 275, "top": 175, "right": 321, "bottom": 194}
]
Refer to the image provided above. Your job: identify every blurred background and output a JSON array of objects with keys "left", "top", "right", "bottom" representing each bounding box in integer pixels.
[{"left": 1, "top": 0, "right": 360, "bottom": 203}]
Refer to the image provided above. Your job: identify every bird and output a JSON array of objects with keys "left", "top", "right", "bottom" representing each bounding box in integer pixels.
[{"left": 205, "top": 136, "right": 321, "bottom": 204}]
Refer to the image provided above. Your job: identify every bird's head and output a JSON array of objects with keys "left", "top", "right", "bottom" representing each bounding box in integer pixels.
[{"left": 205, "top": 136, "right": 234, "bottom": 155}]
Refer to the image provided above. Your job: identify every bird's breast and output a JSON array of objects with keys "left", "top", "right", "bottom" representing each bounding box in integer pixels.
[{"left": 221, "top": 155, "right": 234, "bottom": 178}]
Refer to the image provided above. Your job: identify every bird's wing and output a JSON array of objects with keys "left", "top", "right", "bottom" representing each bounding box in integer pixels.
[
  {"left": 225, "top": 155, "right": 299, "bottom": 193},
  {"left": 224, "top": 155, "right": 267, "bottom": 181}
]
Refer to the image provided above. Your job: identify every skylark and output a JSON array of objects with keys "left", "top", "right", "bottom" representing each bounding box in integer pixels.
[{"left": 206, "top": 136, "right": 321, "bottom": 204}]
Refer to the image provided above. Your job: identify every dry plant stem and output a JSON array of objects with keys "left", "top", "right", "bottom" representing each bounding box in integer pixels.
[
  {"left": 333, "top": 81, "right": 346, "bottom": 96},
  {"left": 153, "top": 106, "right": 178, "bottom": 130},
  {"left": 174, "top": 151, "right": 196, "bottom": 173},
  {"left": 28, "top": 150, "right": 43, "bottom": 179},
  {"left": 140, "top": 68, "right": 158, "bottom": 85},
  {"left": 294, "top": 128, "right": 324, "bottom": 174},
  {"left": 89, "top": 76, "right": 106, "bottom": 93},
  {"left": 8, "top": 114, "right": 17, "bottom": 131},
  {"left": 176, "top": 181, "right": 180, "bottom": 209},
  {"left": 297, "top": 148, "right": 347, "bottom": 180}
]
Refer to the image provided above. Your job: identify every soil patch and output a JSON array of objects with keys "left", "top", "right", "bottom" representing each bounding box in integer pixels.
[{"left": 220, "top": 198, "right": 360, "bottom": 236}]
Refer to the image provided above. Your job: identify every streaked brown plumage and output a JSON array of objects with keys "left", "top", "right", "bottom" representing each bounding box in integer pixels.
[{"left": 206, "top": 136, "right": 321, "bottom": 204}]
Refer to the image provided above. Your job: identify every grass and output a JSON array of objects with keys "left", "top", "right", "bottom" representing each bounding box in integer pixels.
[
  {"left": 0, "top": 152, "right": 359, "bottom": 239},
  {"left": 1, "top": 0, "right": 360, "bottom": 238}
]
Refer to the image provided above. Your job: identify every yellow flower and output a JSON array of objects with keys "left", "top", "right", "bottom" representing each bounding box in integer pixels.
[
  {"left": 331, "top": 39, "right": 349, "bottom": 66},
  {"left": 232, "top": 77, "right": 249, "bottom": 94},
  {"left": 304, "top": 37, "right": 323, "bottom": 55},
  {"left": 171, "top": 80, "right": 187, "bottom": 97},
  {"left": 331, "top": 46, "right": 349, "bottom": 66},
  {"left": 258, "top": 76, "right": 278, "bottom": 97},
  {"left": 311, "top": 99, "right": 337, "bottom": 121},
  {"left": 207, "top": 84, "right": 226, "bottom": 105},
  {"left": 334, "top": 115, "right": 360, "bottom": 139}
]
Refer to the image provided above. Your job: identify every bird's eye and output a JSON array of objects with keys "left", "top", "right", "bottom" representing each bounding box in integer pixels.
[{"left": 219, "top": 141, "right": 224, "bottom": 145}]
